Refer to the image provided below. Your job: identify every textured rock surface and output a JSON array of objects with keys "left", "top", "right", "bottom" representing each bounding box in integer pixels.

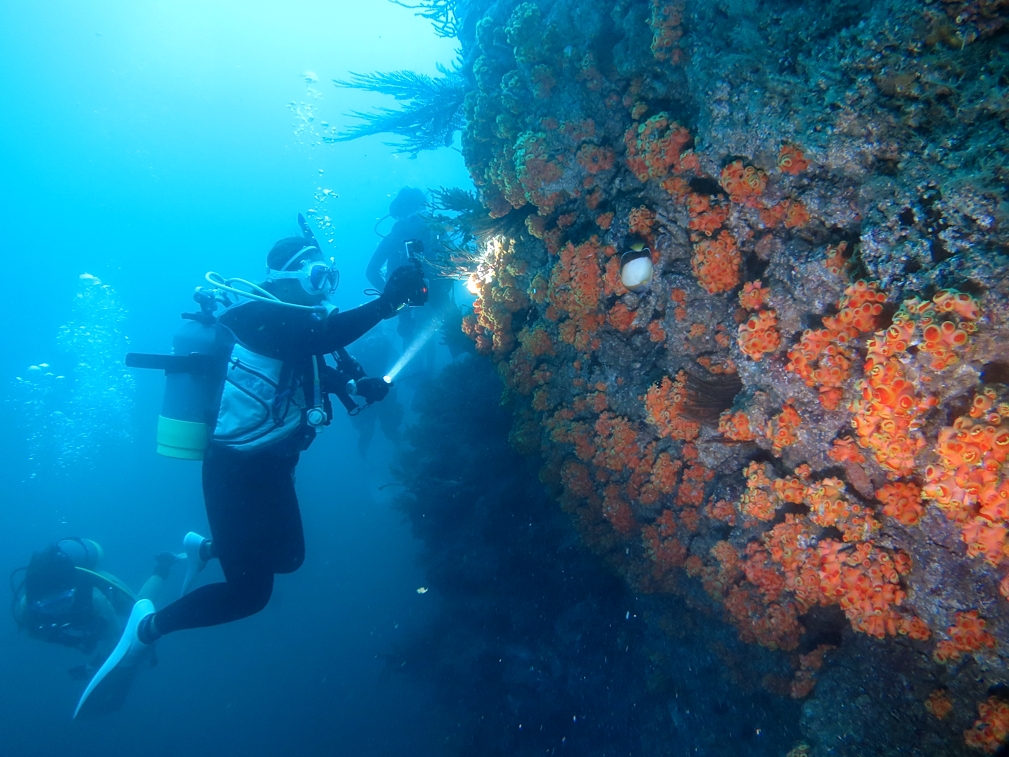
[{"left": 447, "top": 0, "right": 1009, "bottom": 753}]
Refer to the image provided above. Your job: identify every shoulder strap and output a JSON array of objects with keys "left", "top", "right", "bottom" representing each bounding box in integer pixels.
[
  {"left": 272, "top": 360, "right": 298, "bottom": 424},
  {"left": 75, "top": 567, "right": 137, "bottom": 610}
]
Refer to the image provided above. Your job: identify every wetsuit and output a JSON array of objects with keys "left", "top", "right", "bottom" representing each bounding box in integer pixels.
[{"left": 152, "top": 298, "right": 388, "bottom": 634}]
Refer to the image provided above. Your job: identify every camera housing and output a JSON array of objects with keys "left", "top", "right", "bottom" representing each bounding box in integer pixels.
[{"left": 403, "top": 239, "right": 430, "bottom": 307}]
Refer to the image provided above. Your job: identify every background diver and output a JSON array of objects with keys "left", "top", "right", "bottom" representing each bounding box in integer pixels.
[
  {"left": 11, "top": 537, "right": 182, "bottom": 715},
  {"left": 367, "top": 186, "right": 453, "bottom": 376},
  {"left": 75, "top": 220, "right": 427, "bottom": 717}
]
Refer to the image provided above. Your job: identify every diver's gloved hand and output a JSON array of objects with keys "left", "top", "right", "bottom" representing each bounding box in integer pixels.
[
  {"left": 153, "top": 551, "right": 181, "bottom": 581},
  {"left": 355, "top": 377, "right": 391, "bottom": 404},
  {"left": 379, "top": 264, "right": 428, "bottom": 319}
]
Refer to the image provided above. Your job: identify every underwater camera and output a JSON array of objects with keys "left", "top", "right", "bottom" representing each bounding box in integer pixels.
[{"left": 403, "top": 239, "right": 430, "bottom": 307}]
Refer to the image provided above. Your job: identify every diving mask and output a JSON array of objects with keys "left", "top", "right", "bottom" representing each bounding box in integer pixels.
[
  {"left": 32, "top": 587, "right": 77, "bottom": 617},
  {"left": 266, "top": 246, "right": 340, "bottom": 297}
]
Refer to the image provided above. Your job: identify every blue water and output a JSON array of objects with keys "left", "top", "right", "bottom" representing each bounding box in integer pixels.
[{"left": 0, "top": 3, "right": 469, "bottom": 754}]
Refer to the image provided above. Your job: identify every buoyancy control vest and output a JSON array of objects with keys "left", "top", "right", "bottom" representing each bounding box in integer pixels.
[
  {"left": 19, "top": 569, "right": 136, "bottom": 653},
  {"left": 11, "top": 539, "right": 136, "bottom": 654},
  {"left": 128, "top": 287, "right": 334, "bottom": 458},
  {"left": 212, "top": 343, "right": 328, "bottom": 453}
]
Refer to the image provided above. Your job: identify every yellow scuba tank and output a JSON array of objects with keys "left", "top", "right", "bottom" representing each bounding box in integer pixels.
[{"left": 127, "top": 290, "right": 234, "bottom": 460}]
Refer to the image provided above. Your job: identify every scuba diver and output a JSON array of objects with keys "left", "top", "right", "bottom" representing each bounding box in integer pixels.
[
  {"left": 76, "top": 220, "right": 428, "bottom": 717},
  {"left": 367, "top": 187, "right": 453, "bottom": 375},
  {"left": 11, "top": 537, "right": 181, "bottom": 714}
]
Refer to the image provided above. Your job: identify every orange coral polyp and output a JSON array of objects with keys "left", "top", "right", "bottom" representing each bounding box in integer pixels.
[
  {"left": 877, "top": 481, "right": 925, "bottom": 526},
  {"left": 720, "top": 160, "right": 768, "bottom": 202},
  {"left": 738, "top": 309, "right": 781, "bottom": 361},
  {"left": 738, "top": 280, "right": 769, "bottom": 311},
  {"left": 624, "top": 113, "right": 692, "bottom": 182},
  {"left": 934, "top": 610, "right": 996, "bottom": 667},
  {"left": 777, "top": 144, "right": 809, "bottom": 175},
  {"left": 628, "top": 205, "right": 657, "bottom": 235},
  {"left": 719, "top": 410, "right": 757, "bottom": 442},
  {"left": 934, "top": 288, "right": 981, "bottom": 321},
  {"left": 965, "top": 696, "right": 1009, "bottom": 754},
  {"left": 783, "top": 200, "right": 811, "bottom": 228},
  {"left": 576, "top": 143, "right": 615, "bottom": 174},
  {"left": 767, "top": 402, "right": 802, "bottom": 454},
  {"left": 692, "top": 230, "right": 741, "bottom": 294},
  {"left": 644, "top": 373, "right": 701, "bottom": 441},
  {"left": 689, "top": 207, "right": 729, "bottom": 236}
]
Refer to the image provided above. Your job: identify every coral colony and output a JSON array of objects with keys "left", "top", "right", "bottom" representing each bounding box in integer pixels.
[{"left": 352, "top": 0, "right": 1009, "bottom": 752}]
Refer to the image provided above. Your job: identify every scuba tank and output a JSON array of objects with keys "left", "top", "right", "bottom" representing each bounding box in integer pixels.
[
  {"left": 55, "top": 538, "right": 103, "bottom": 570},
  {"left": 157, "top": 314, "right": 232, "bottom": 459},
  {"left": 126, "top": 289, "right": 234, "bottom": 460}
]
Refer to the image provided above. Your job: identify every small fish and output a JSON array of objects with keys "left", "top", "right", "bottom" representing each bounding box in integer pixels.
[{"left": 416, "top": 587, "right": 428, "bottom": 594}]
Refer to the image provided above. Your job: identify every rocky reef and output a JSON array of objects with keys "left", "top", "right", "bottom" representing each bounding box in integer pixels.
[
  {"left": 403, "top": 0, "right": 1009, "bottom": 753},
  {"left": 395, "top": 357, "right": 805, "bottom": 756}
]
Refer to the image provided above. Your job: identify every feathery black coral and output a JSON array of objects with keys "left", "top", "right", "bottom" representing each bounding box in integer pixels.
[
  {"left": 330, "top": 65, "right": 467, "bottom": 156},
  {"left": 389, "top": 0, "right": 463, "bottom": 38}
]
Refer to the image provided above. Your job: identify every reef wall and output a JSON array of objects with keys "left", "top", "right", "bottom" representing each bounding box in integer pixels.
[
  {"left": 396, "top": 358, "right": 809, "bottom": 756},
  {"left": 454, "top": 0, "right": 1009, "bottom": 754}
]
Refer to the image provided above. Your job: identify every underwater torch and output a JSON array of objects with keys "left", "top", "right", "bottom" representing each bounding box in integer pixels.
[{"left": 383, "top": 316, "right": 444, "bottom": 383}]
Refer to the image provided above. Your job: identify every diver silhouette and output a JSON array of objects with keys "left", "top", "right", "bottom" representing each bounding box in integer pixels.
[{"left": 75, "top": 226, "right": 427, "bottom": 718}]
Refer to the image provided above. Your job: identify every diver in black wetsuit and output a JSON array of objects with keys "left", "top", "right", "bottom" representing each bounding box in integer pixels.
[
  {"left": 367, "top": 187, "right": 452, "bottom": 375},
  {"left": 366, "top": 187, "right": 435, "bottom": 293},
  {"left": 76, "top": 234, "right": 426, "bottom": 715}
]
